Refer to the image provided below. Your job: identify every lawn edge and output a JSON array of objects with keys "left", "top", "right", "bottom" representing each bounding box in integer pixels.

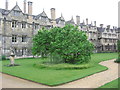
[
  {"left": 98, "top": 77, "right": 120, "bottom": 88},
  {"left": 1, "top": 67, "right": 108, "bottom": 86},
  {"left": 1, "top": 60, "right": 111, "bottom": 86}
]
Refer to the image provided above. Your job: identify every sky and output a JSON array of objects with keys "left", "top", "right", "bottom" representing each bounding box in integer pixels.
[{"left": 0, "top": 0, "right": 119, "bottom": 28}]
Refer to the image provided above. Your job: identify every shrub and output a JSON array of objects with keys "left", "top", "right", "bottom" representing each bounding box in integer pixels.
[
  {"left": 32, "top": 24, "right": 94, "bottom": 64},
  {"left": 115, "top": 40, "right": 120, "bottom": 63},
  {"left": 2, "top": 55, "right": 7, "bottom": 60},
  {"left": 33, "top": 63, "right": 93, "bottom": 70},
  {"left": 114, "top": 58, "right": 120, "bottom": 63}
]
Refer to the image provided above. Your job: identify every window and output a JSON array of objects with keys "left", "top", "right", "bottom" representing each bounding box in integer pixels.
[
  {"left": 105, "top": 39, "right": 107, "bottom": 43},
  {"left": 12, "top": 35, "right": 17, "bottom": 42},
  {"left": 103, "top": 33, "right": 107, "bottom": 37},
  {"left": 110, "top": 39, "right": 112, "bottom": 43},
  {"left": 35, "top": 24, "right": 39, "bottom": 29},
  {"left": 108, "top": 34, "right": 111, "bottom": 37},
  {"left": 12, "top": 21, "right": 17, "bottom": 28},
  {"left": 14, "top": 11, "right": 20, "bottom": 16},
  {"left": 22, "top": 47, "right": 27, "bottom": 56},
  {"left": 22, "top": 35, "right": 27, "bottom": 42},
  {"left": 14, "top": 48, "right": 17, "bottom": 54},
  {"left": 22, "top": 22, "right": 26, "bottom": 28}
]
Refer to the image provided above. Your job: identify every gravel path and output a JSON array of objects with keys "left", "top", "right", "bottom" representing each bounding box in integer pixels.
[{"left": 1, "top": 59, "right": 119, "bottom": 88}]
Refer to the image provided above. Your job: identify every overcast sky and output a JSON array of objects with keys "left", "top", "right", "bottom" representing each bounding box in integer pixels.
[{"left": 0, "top": 0, "right": 119, "bottom": 28}]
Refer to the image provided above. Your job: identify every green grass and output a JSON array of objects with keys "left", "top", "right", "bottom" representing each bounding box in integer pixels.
[
  {"left": 1, "top": 53, "right": 118, "bottom": 86},
  {"left": 99, "top": 78, "right": 120, "bottom": 88}
]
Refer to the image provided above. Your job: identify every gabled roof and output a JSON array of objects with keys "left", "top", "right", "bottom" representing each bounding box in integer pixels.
[
  {"left": 106, "top": 28, "right": 110, "bottom": 32},
  {"left": 7, "top": 4, "right": 23, "bottom": 15},
  {"left": 12, "top": 4, "right": 22, "bottom": 12},
  {"left": 60, "top": 13, "right": 65, "bottom": 21},
  {"left": 66, "top": 16, "right": 75, "bottom": 24},
  {"left": 115, "top": 28, "right": 118, "bottom": 32},
  {"left": 88, "top": 24, "right": 92, "bottom": 27},
  {"left": 40, "top": 11, "right": 47, "bottom": 17},
  {"left": 36, "top": 10, "right": 48, "bottom": 19},
  {"left": 118, "top": 28, "right": 120, "bottom": 33},
  {"left": 0, "top": 8, "right": 10, "bottom": 15},
  {"left": 56, "top": 17, "right": 61, "bottom": 24},
  {"left": 91, "top": 21, "right": 93, "bottom": 26},
  {"left": 70, "top": 16, "right": 74, "bottom": 23},
  {"left": 56, "top": 14, "right": 65, "bottom": 24},
  {"left": 110, "top": 29, "right": 113, "bottom": 32},
  {"left": 97, "top": 27, "right": 105, "bottom": 32},
  {"left": 83, "top": 20, "right": 85, "bottom": 25},
  {"left": 80, "top": 20, "right": 86, "bottom": 26}
]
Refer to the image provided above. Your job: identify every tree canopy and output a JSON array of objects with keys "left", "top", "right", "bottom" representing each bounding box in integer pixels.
[{"left": 32, "top": 24, "right": 94, "bottom": 64}]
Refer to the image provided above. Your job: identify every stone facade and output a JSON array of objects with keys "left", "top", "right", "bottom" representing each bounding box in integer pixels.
[
  {"left": 97, "top": 25, "right": 118, "bottom": 52},
  {"left": 0, "top": 0, "right": 119, "bottom": 57}
]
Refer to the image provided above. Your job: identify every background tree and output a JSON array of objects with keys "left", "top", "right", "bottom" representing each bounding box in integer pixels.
[
  {"left": 32, "top": 24, "right": 94, "bottom": 64},
  {"left": 115, "top": 40, "right": 120, "bottom": 63}
]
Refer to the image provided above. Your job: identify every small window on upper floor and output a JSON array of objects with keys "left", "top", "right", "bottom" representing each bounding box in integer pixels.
[
  {"left": 105, "top": 39, "right": 107, "bottom": 43},
  {"left": 22, "top": 22, "right": 26, "bottom": 28},
  {"left": 12, "top": 21, "right": 17, "bottom": 28},
  {"left": 35, "top": 24, "right": 39, "bottom": 29},
  {"left": 12, "top": 35, "right": 17, "bottom": 42},
  {"left": 22, "top": 35, "right": 27, "bottom": 42},
  {"left": 14, "top": 10, "right": 20, "bottom": 16}
]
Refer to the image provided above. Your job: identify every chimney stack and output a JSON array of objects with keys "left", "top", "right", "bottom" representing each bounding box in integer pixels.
[
  {"left": 76, "top": 15, "right": 80, "bottom": 25},
  {"left": 86, "top": 18, "right": 88, "bottom": 25},
  {"left": 94, "top": 21, "right": 96, "bottom": 27},
  {"left": 28, "top": 1, "right": 33, "bottom": 15},
  {"left": 24, "top": 0, "right": 26, "bottom": 13},
  {"left": 51, "top": 8, "right": 56, "bottom": 20},
  {"left": 5, "top": 0, "right": 8, "bottom": 10}
]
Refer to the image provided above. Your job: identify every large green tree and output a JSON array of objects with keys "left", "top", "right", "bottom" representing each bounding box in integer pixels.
[{"left": 32, "top": 24, "right": 94, "bottom": 64}]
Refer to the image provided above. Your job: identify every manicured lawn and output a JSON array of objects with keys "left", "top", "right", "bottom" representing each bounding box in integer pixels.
[
  {"left": 99, "top": 78, "right": 120, "bottom": 88},
  {"left": 1, "top": 53, "right": 118, "bottom": 86}
]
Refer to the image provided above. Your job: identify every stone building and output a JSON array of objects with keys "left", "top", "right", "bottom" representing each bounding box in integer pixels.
[
  {"left": 97, "top": 25, "right": 118, "bottom": 52},
  {"left": 0, "top": 1, "right": 52, "bottom": 57},
  {"left": 0, "top": 0, "right": 119, "bottom": 57}
]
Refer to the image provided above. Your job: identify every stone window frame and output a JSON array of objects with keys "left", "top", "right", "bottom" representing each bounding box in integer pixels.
[
  {"left": 11, "top": 20, "right": 17, "bottom": 28},
  {"left": 21, "top": 21, "right": 26, "bottom": 28},
  {"left": 12, "top": 35, "right": 17, "bottom": 42},
  {"left": 22, "top": 35, "right": 27, "bottom": 42},
  {"left": 34, "top": 23, "right": 39, "bottom": 30},
  {"left": 105, "top": 38, "right": 107, "bottom": 43},
  {"left": 14, "top": 10, "right": 21, "bottom": 16},
  {"left": 13, "top": 47, "right": 17, "bottom": 55},
  {"left": 21, "top": 47, "right": 27, "bottom": 56}
]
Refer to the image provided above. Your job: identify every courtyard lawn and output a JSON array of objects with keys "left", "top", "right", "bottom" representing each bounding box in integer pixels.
[
  {"left": 99, "top": 78, "right": 120, "bottom": 88},
  {"left": 1, "top": 53, "right": 118, "bottom": 86}
]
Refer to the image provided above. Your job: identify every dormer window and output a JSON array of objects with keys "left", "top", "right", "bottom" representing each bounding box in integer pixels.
[{"left": 14, "top": 10, "right": 20, "bottom": 16}]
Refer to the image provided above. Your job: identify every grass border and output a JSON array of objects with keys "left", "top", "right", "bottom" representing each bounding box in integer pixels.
[
  {"left": 1, "top": 61, "right": 109, "bottom": 86},
  {"left": 98, "top": 78, "right": 120, "bottom": 89}
]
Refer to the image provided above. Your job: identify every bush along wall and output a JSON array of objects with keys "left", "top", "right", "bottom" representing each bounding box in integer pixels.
[{"left": 115, "top": 40, "right": 120, "bottom": 63}]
